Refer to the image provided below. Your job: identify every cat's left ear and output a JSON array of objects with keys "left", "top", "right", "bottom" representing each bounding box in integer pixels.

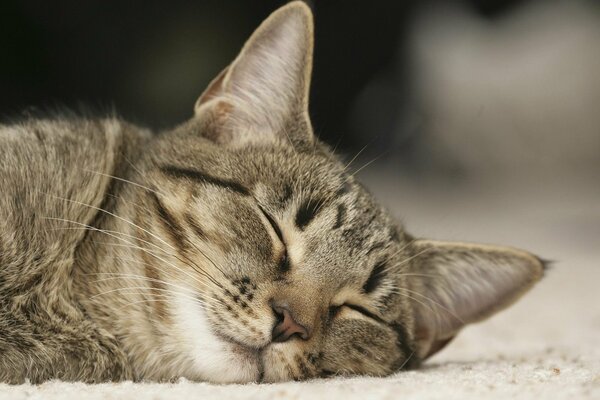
[
  {"left": 408, "top": 239, "right": 546, "bottom": 360},
  {"left": 194, "top": 1, "right": 314, "bottom": 147}
]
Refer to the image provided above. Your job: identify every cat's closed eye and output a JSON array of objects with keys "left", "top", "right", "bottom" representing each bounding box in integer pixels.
[
  {"left": 258, "top": 205, "right": 289, "bottom": 273},
  {"left": 343, "top": 304, "right": 386, "bottom": 324},
  {"left": 363, "top": 261, "right": 388, "bottom": 293},
  {"left": 328, "top": 303, "right": 383, "bottom": 324},
  {"left": 0, "top": 0, "right": 545, "bottom": 385}
]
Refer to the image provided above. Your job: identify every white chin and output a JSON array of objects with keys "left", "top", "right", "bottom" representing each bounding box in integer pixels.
[{"left": 172, "top": 292, "right": 261, "bottom": 383}]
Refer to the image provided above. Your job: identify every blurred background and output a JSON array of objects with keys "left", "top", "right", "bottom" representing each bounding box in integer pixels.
[{"left": 1, "top": 0, "right": 599, "bottom": 362}]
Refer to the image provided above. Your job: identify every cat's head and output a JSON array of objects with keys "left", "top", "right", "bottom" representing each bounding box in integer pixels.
[{"left": 132, "top": 2, "right": 544, "bottom": 383}]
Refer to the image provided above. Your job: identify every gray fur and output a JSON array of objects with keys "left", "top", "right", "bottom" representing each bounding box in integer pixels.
[{"left": 0, "top": 2, "right": 544, "bottom": 384}]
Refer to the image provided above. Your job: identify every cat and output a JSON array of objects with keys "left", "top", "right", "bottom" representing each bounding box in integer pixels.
[{"left": 0, "top": 1, "right": 545, "bottom": 384}]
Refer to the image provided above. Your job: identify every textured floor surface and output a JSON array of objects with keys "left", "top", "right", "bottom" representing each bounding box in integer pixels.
[{"left": 1, "top": 167, "right": 598, "bottom": 399}]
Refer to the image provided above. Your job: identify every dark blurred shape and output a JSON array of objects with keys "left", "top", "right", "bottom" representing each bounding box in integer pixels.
[{"left": 1, "top": 0, "right": 553, "bottom": 153}]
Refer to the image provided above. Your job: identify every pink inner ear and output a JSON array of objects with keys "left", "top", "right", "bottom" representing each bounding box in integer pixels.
[
  {"left": 194, "top": 67, "right": 229, "bottom": 111},
  {"left": 446, "top": 256, "right": 533, "bottom": 324},
  {"left": 190, "top": 2, "right": 314, "bottom": 148},
  {"left": 422, "top": 335, "right": 456, "bottom": 359},
  {"left": 410, "top": 239, "right": 544, "bottom": 359}
]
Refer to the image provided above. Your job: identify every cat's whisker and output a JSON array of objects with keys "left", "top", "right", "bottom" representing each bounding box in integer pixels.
[
  {"left": 390, "top": 290, "right": 444, "bottom": 325},
  {"left": 104, "top": 258, "right": 238, "bottom": 311},
  {"left": 43, "top": 217, "right": 221, "bottom": 289},
  {"left": 112, "top": 256, "right": 195, "bottom": 286},
  {"left": 387, "top": 246, "right": 434, "bottom": 272},
  {"left": 387, "top": 237, "right": 418, "bottom": 261},
  {"left": 90, "top": 240, "right": 219, "bottom": 292},
  {"left": 330, "top": 133, "right": 344, "bottom": 154},
  {"left": 342, "top": 142, "right": 370, "bottom": 173},
  {"left": 92, "top": 272, "right": 228, "bottom": 309},
  {"left": 397, "top": 349, "right": 416, "bottom": 371},
  {"left": 105, "top": 192, "right": 150, "bottom": 215},
  {"left": 116, "top": 191, "right": 231, "bottom": 284},
  {"left": 93, "top": 275, "right": 194, "bottom": 296},
  {"left": 112, "top": 293, "right": 217, "bottom": 315},
  {"left": 90, "top": 285, "right": 214, "bottom": 308},
  {"left": 120, "top": 152, "right": 146, "bottom": 178},
  {"left": 349, "top": 152, "right": 385, "bottom": 178},
  {"left": 96, "top": 273, "right": 227, "bottom": 306},
  {"left": 110, "top": 252, "right": 232, "bottom": 308},
  {"left": 44, "top": 213, "right": 226, "bottom": 291},
  {"left": 110, "top": 191, "right": 231, "bottom": 285},
  {"left": 83, "top": 168, "right": 158, "bottom": 195},
  {"left": 392, "top": 273, "right": 444, "bottom": 279},
  {"left": 110, "top": 256, "right": 182, "bottom": 281},
  {"left": 45, "top": 197, "right": 224, "bottom": 293},
  {"left": 45, "top": 223, "right": 175, "bottom": 260},
  {"left": 392, "top": 287, "right": 464, "bottom": 325},
  {"left": 162, "top": 221, "right": 230, "bottom": 283},
  {"left": 38, "top": 191, "right": 180, "bottom": 255}
]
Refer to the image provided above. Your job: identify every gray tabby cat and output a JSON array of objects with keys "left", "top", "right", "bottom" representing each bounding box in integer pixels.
[{"left": 0, "top": 2, "right": 544, "bottom": 384}]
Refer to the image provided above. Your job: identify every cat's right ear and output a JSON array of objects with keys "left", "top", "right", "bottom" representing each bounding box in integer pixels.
[{"left": 193, "top": 1, "right": 314, "bottom": 147}]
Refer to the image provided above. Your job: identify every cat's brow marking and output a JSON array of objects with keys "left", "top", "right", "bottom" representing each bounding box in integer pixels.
[
  {"left": 149, "top": 192, "right": 187, "bottom": 251},
  {"left": 159, "top": 165, "right": 249, "bottom": 196},
  {"left": 295, "top": 198, "right": 325, "bottom": 230},
  {"left": 332, "top": 204, "right": 346, "bottom": 230},
  {"left": 366, "top": 242, "right": 386, "bottom": 255},
  {"left": 363, "top": 261, "right": 387, "bottom": 293},
  {"left": 391, "top": 322, "right": 418, "bottom": 369},
  {"left": 184, "top": 213, "right": 207, "bottom": 241}
]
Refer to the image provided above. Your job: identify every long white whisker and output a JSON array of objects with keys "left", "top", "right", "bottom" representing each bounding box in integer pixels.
[
  {"left": 91, "top": 240, "right": 217, "bottom": 292},
  {"left": 92, "top": 273, "right": 228, "bottom": 308},
  {"left": 38, "top": 191, "right": 178, "bottom": 254},
  {"left": 48, "top": 221, "right": 223, "bottom": 287},
  {"left": 343, "top": 142, "right": 370, "bottom": 172},
  {"left": 350, "top": 152, "right": 384, "bottom": 177},
  {"left": 91, "top": 286, "right": 216, "bottom": 308},
  {"left": 83, "top": 169, "right": 158, "bottom": 195},
  {"left": 44, "top": 217, "right": 218, "bottom": 289},
  {"left": 393, "top": 287, "right": 464, "bottom": 324},
  {"left": 388, "top": 247, "right": 434, "bottom": 272}
]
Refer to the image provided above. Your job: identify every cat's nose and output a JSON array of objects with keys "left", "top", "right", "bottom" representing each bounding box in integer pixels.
[{"left": 271, "top": 304, "right": 310, "bottom": 342}]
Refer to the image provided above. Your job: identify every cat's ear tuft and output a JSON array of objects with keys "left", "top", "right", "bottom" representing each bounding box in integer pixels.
[
  {"left": 194, "top": 1, "right": 314, "bottom": 147},
  {"left": 408, "top": 239, "right": 545, "bottom": 359}
]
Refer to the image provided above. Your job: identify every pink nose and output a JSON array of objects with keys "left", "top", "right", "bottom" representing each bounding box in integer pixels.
[{"left": 271, "top": 305, "right": 310, "bottom": 342}]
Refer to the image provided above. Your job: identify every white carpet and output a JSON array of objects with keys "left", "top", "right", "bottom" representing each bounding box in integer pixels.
[{"left": 1, "top": 169, "right": 598, "bottom": 399}]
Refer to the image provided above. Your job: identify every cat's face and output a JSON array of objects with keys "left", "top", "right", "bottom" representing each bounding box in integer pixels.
[
  {"left": 145, "top": 137, "right": 416, "bottom": 382},
  {"left": 126, "top": 2, "right": 544, "bottom": 383}
]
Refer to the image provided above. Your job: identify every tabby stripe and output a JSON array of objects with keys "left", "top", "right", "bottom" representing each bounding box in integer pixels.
[
  {"left": 344, "top": 304, "right": 387, "bottom": 326},
  {"left": 160, "top": 165, "right": 249, "bottom": 196},
  {"left": 366, "top": 242, "right": 385, "bottom": 255},
  {"left": 363, "top": 261, "right": 387, "bottom": 293},
  {"left": 295, "top": 198, "right": 325, "bottom": 230},
  {"left": 332, "top": 203, "right": 346, "bottom": 230},
  {"left": 185, "top": 213, "right": 207, "bottom": 241},
  {"left": 391, "top": 322, "right": 419, "bottom": 369},
  {"left": 149, "top": 192, "right": 187, "bottom": 250},
  {"left": 258, "top": 205, "right": 284, "bottom": 243}
]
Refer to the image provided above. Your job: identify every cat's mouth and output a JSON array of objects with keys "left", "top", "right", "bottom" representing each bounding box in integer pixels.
[{"left": 213, "top": 331, "right": 266, "bottom": 382}]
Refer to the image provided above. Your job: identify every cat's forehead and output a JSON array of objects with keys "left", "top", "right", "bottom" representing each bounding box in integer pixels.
[{"left": 152, "top": 136, "right": 406, "bottom": 268}]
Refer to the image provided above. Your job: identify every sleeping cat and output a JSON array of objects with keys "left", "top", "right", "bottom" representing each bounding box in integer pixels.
[{"left": 0, "top": 1, "right": 545, "bottom": 384}]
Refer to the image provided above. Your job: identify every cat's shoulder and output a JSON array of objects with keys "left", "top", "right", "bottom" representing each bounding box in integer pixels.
[{"left": 0, "top": 108, "right": 151, "bottom": 146}]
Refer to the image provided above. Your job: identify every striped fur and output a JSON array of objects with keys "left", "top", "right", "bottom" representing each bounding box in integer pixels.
[{"left": 0, "top": 2, "right": 544, "bottom": 383}]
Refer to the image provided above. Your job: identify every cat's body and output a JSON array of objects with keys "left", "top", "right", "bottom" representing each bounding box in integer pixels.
[
  {"left": 0, "top": 2, "right": 544, "bottom": 384},
  {"left": 0, "top": 117, "right": 147, "bottom": 382}
]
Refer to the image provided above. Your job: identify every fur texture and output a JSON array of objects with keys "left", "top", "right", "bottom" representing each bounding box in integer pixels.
[{"left": 0, "top": 2, "right": 544, "bottom": 384}]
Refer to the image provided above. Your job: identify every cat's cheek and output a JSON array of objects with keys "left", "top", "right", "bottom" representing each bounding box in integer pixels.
[
  {"left": 170, "top": 292, "right": 261, "bottom": 383},
  {"left": 260, "top": 342, "right": 319, "bottom": 382},
  {"left": 260, "top": 344, "right": 294, "bottom": 382}
]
